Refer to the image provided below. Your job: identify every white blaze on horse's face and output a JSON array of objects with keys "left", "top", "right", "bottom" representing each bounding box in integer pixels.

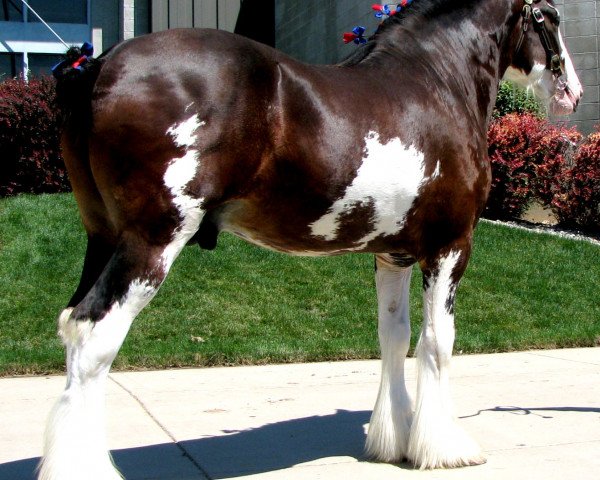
[
  {"left": 310, "top": 131, "right": 428, "bottom": 247},
  {"left": 555, "top": 31, "right": 584, "bottom": 114},
  {"left": 504, "top": 31, "right": 582, "bottom": 115}
]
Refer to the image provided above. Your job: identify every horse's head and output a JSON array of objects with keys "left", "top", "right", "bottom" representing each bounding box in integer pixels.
[{"left": 504, "top": 0, "right": 583, "bottom": 115}]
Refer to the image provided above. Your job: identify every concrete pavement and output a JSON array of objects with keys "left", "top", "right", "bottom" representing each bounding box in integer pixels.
[{"left": 1, "top": 348, "right": 599, "bottom": 480}]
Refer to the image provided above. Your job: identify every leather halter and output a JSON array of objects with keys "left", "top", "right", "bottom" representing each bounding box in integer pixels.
[{"left": 515, "top": 0, "right": 564, "bottom": 77}]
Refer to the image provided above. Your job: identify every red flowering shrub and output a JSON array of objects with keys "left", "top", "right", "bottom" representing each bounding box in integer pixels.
[
  {"left": 486, "top": 113, "right": 544, "bottom": 218},
  {"left": 531, "top": 125, "right": 581, "bottom": 206},
  {"left": 0, "top": 76, "right": 69, "bottom": 197},
  {"left": 551, "top": 132, "right": 600, "bottom": 233},
  {"left": 486, "top": 113, "right": 581, "bottom": 219}
]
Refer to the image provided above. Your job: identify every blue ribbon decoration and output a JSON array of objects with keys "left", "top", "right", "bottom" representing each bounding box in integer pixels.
[
  {"left": 375, "top": 4, "right": 393, "bottom": 18},
  {"left": 351, "top": 26, "right": 367, "bottom": 44}
]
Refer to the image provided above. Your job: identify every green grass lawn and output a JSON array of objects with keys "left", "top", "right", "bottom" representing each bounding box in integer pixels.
[{"left": 0, "top": 193, "right": 598, "bottom": 376}]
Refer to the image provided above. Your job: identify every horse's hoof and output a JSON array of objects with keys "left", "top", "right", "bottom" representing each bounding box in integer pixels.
[{"left": 407, "top": 419, "right": 485, "bottom": 469}]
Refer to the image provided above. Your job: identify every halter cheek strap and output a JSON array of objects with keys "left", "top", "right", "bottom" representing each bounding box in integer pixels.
[
  {"left": 514, "top": 0, "right": 532, "bottom": 55},
  {"left": 515, "top": 0, "right": 564, "bottom": 78},
  {"left": 531, "top": 7, "right": 563, "bottom": 76}
]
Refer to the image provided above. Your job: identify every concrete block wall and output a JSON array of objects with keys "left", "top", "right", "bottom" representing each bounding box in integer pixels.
[
  {"left": 275, "top": 0, "right": 384, "bottom": 65},
  {"left": 554, "top": 0, "right": 599, "bottom": 134}
]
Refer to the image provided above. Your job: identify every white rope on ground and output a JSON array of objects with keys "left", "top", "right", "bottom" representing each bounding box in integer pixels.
[
  {"left": 19, "top": 0, "right": 70, "bottom": 48},
  {"left": 481, "top": 218, "right": 600, "bottom": 246}
]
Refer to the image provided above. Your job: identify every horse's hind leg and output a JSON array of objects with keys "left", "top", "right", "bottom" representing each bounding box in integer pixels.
[
  {"left": 39, "top": 219, "right": 202, "bottom": 479},
  {"left": 365, "top": 254, "right": 414, "bottom": 462},
  {"left": 407, "top": 244, "right": 485, "bottom": 469},
  {"left": 67, "top": 234, "right": 115, "bottom": 307}
]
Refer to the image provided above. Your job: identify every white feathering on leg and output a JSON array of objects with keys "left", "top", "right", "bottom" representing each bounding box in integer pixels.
[
  {"left": 366, "top": 259, "right": 413, "bottom": 462},
  {"left": 407, "top": 251, "right": 485, "bottom": 469}
]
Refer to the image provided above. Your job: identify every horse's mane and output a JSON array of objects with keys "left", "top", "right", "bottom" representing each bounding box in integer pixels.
[{"left": 338, "top": 0, "right": 479, "bottom": 67}]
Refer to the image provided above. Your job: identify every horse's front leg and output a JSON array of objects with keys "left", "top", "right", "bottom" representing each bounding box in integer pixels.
[
  {"left": 407, "top": 244, "right": 485, "bottom": 469},
  {"left": 365, "top": 254, "right": 414, "bottom": 463}
]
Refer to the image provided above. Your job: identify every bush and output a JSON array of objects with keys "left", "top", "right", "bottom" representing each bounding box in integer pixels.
[
  {"left": 493, "top": 81, "right": 546, "bottom": 119},
  {"left": 532, "top": 126, "right": 581, "bottom": 207},
  {"left": 486, "top": 113, "right": 581, "bottom": 219},
  {"left": 0, "top": 76, "right": 69, "bottom": 197},
  {"left": 551, "top": 132, "right": 600, "bottom": 233}
]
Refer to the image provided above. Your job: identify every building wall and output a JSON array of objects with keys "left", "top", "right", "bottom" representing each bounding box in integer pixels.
[
  {"left": 275, "top": 0, "right": 383, "bottom": 65},
  {"left": 91, "top": 0, "right": 119, "bottom": 51},
  {"left": 555, "top": 0, "right": 599, "bottom": 134},
  {"left": 151, "top": 0, "right": 240, "bottom": 32},
  {"left": 92, "top": 0, "right": 150, "bottom": 52},
  {"left": 0, "top": 0, "right": 92, "bottom": 78}
]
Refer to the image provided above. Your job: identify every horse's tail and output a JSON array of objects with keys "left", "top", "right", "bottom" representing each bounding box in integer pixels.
[
  {"left": 53, "top": 44, "right": 104, "bottom": 125},
  {"left": 53, "top": 45, "right": 114, "bottom": 242}
]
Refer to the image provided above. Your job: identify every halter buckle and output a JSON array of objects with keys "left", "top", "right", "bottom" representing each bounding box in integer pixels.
[
  {"left": 532, "top": 8, "right": 545, "bottom": 24},
  {"left": 551, "top": 54, "right": 563, "bottom": 76}
]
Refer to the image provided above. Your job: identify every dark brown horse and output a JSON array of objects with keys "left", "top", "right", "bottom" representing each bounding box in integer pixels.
[{"left": 40, "top": 1, "right": 582, "bottom": 478}]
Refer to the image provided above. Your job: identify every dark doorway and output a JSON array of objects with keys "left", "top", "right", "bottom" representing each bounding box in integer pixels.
[{"left": 234, "top": 0, "right": 275, "bottom": 47}]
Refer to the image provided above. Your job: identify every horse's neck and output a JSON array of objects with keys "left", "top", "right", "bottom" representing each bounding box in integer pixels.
[{"left": 369, "top": 0, "right": 514, "bottom": 124}]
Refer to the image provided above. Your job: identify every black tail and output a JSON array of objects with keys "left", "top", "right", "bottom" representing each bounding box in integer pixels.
[
  {"left": 53, "top": 45, "right": 104, "bottom": 125},
  {"left": 53, "top": 45, "right": 107, "bottom": 209}
]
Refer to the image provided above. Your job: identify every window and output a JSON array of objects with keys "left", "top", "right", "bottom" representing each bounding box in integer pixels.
[
  {"left": 0, "top": 52, "right": 23, "bottom": 80},
  {"left": 28, "top": 53, "right": 63, "bottom": 78},
  {"left": 1, "top": 0, "right": 23, "bottom": 21},
  {"left": 28, "top": 0, "right": 87, "bottom": 24}
]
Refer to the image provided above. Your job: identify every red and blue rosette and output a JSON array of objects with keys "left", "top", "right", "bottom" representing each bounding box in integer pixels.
[
  {"left": 372, "top": 4, "right": 394, "bottom": 18},
  {"left": 51, "top": 41, "right": 94, "bottom": 77},
  {"left": 343, "top": 26, "right": 367, "bottom": 44}
]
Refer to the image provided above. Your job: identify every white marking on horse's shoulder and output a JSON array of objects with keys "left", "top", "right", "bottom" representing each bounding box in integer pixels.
[{"left": 310, "top": 131, "right": 426, "bottom": 246}]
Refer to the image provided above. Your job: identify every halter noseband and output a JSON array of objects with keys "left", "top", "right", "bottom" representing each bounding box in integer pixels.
[{"left": 515, "top": 0, "right": 564, "bottom": 77}]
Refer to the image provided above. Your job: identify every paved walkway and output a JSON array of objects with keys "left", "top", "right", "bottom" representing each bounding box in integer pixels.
[{"left": 1, "top": 348, "right": 599, "bottom": 480}]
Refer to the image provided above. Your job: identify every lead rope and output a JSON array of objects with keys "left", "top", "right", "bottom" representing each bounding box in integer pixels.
[{"left": 19, "top": 0, "right": 70, "bottom": 48}]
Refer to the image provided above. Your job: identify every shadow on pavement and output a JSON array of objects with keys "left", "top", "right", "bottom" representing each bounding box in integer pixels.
[
  {"left": 459, "top": 405, "right": 600, "bottom": 419},
  {"left": 8, "top": 406, "right": 597, "bottom": 479},
  {"left": 0, "top": 409, "right": 372, "bottom": 480}
]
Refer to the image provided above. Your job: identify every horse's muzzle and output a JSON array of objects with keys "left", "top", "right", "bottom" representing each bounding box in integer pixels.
[{"left": 549, "top": 79, "right": 583, "bottom": 116}]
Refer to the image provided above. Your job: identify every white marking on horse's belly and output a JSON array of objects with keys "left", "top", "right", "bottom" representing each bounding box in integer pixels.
[{"left": 310, "top": 131, "right": 426, "bottom": 246}]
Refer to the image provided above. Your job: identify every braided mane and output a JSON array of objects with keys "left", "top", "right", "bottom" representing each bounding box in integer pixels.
[{"left": 338, "top": 0, "right": 480, "bottom": 67}]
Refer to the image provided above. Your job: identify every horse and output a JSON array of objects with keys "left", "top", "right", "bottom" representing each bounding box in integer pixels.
[{"left": 39, "top": 0, "right": 582, "bottom": 478}]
